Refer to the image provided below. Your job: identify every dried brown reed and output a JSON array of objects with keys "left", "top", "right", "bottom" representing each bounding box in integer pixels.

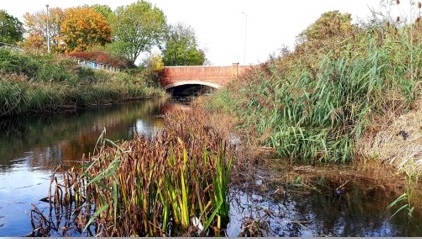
[
  {"left": 39, "top": 105, "right": 235, "bottom": 237},
  {"left": 29, "top": 166, "right": 91, "bottom": 237}
]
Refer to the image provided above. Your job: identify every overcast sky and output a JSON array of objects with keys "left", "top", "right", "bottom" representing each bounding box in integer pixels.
[{"left": 2, "top": 0, "right": 401, "bottom": 65}]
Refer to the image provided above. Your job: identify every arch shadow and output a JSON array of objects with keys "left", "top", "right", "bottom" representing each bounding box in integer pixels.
[{"left": 163, "top": 80, "right": 222, "bottom": 90}]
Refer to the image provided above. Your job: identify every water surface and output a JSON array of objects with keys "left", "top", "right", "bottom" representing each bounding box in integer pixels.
[
  {"left": 0, "top": 100, "right": 165, "bottom": 236},
  {"left": 1, "top": 99, "right": 422, "bottom": 237}
]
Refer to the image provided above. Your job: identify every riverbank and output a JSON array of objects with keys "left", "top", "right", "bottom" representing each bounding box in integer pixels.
[
  {"left": 198, "top": 90, "right": 422, "bottom": 217},
  {"left": 202, "top": 9, "right": 422, "bottom": 220},
  {"left": 0, "top": 48, "right": 168, "bottom": 117}
]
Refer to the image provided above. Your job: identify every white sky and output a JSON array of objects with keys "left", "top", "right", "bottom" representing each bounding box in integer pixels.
[{"left": 1, "top": 0, "right": 400, "bottom": 65}]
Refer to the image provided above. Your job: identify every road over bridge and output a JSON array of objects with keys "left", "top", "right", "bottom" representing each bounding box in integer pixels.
[{"left": 159, "top": 63, "right": 254, "bottom": 90}]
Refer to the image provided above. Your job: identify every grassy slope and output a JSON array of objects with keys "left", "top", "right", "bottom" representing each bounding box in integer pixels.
[
  {"left": 0, "top": 48, "right": 167, "bottom": 117},
  {"left": 207, "top": 15, "right": 422, "bottom": 165}
]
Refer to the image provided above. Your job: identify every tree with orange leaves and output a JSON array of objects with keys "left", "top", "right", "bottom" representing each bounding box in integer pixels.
[{"left": 60, "top": 7, "right": 111, "bottom": 53}]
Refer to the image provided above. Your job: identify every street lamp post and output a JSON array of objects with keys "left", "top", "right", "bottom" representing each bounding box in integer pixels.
[
  {"left": 46, "top": 4, "right": 50, "bottom": 54},
  {"left": 242, "top": 12, "right": 247, "bottom": 65}
]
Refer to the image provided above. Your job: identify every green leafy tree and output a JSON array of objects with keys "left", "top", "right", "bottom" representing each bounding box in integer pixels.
[
  {"left": 88, "top": 4, "right": 113, "bottom": 22},
  {"left": 0, "top": 10, "right": 23, "bottom": 45},
  {"left": 110, "top": 0, "right": 167, "bottom": 64},
  {"left": 161, "top": 23, "right": 206, "bottom": 66}
]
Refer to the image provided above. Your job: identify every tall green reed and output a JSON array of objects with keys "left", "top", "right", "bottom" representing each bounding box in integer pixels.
[{"left": 211, "top": 10, "right": 421, "bottom": 164}]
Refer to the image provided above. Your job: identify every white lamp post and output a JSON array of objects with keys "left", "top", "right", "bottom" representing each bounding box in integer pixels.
[
  {"left": 242, "top": 12, "right": 247, "bottom": 65},
  {"left": 46, "top": 4, "right": 50, "bottom": 53}
]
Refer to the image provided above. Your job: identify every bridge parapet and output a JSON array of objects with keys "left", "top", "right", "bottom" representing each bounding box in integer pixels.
[{"left": 160, "top": 63, "right": 254, "bottom": 89}]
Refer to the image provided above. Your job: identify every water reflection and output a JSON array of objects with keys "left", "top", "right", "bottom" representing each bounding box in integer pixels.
[
  {"left": 0, "top": 100, "right": 165, "bottom": 171},
  {"left": 2, "top": 99, "right": 422, "bottom": 237},
  {"left": 0, "top": 99, "right": 166, "bottom": 236},
  {"left": 227, "top": 176, "right": 422, "bottom": 237}
]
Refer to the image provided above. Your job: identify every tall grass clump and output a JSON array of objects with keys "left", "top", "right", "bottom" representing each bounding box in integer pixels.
[
  {"left": 210, "top": 7, "right": 421, "bottom": 164},
  {"left": 39, "top": 106, "right": 234, "bottom": 236}
]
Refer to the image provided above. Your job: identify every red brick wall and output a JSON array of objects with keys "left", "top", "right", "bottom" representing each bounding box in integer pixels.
[{"left": 159, "top": 64, "right": 253, "bottom": 88}]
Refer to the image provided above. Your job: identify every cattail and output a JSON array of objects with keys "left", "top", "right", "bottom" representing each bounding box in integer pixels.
[
  {"left": 418, "top": 2, "right": 421, "bottom": 9},
  {"left": 386, "top": 21, "right": 391, "bottom": 27},
  {"left": 396, "top": 0, "right": 400, "bottom": 4},
  {"left": 397, "top": 16, "right": 401, "bottom": 22}
]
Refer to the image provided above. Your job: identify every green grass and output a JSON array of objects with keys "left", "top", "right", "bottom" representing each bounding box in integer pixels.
[{"left": 0, "top": 48, "right": 167, "bottom": 117}]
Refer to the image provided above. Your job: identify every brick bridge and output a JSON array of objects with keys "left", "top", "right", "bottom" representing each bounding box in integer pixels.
[{"left": 159, "top": 63, "right": 254, "bottom": 90}]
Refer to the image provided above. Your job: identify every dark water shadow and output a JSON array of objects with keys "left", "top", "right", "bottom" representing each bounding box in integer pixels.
[{"left": 226, "top": 170, "right": 422, "bottom": 237}]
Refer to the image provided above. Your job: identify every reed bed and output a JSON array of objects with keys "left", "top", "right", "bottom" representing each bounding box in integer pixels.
[
  {"left": 209, "top": 8, "right": 422, "bottom": 165},
  {"left": 33, "top": 106, "right": 235, "bottom": 237}
]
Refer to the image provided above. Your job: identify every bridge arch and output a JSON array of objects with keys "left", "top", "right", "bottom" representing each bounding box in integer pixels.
[
  {"left": 163, "top": 80, "right": 222, "bottom": 90},
  {"left": 159, "top": 64, "right": 256, "bottom": 92}
]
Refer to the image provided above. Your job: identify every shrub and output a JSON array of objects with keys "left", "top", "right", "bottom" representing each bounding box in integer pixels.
[{"left": 0, "top": 48, "right": 40, "bottom": 78}]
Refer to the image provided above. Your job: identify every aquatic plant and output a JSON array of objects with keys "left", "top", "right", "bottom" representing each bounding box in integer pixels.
[
  {"left": 36, "top": 106, "right": 234, "bottom": 236},
  {"left": 29, "top": 166, "right": 88, "bottom": 237},
  {"left": 387, "top": 158, "right": 421, "bottom": 218}
]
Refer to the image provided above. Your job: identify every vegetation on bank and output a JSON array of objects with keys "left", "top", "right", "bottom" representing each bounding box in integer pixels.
[
  {"left": 208, "top": 8, "right": 422, "bottom": 165},
  {"left": 206, "top": 4, "right": 422, "bottom": 218},
  {"left": 0, "top": 48, "right": 167, "bottom": 117}
]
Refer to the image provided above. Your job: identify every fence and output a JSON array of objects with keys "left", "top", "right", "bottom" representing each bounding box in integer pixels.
[{"left": 77, "top": 59, "right": 121, "bottom": 72}]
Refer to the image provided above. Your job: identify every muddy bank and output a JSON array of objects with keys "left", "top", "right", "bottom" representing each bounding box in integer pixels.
[{"left": 358, "top": 98, "right": 422, "bottom": 173}]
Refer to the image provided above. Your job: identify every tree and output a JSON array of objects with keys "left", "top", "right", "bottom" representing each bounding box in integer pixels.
[
  {"left": 88, "top": 4, "right": 113, "bottom": 22},
  {"left": 23, "top": 7, "right": 65, "bottom": 52},
  {"left": 110, "top": 0, "right": 167, "bottom": 64},
  {"left": 0, "top": 10, "right": 24, "bottom": 45},
  {"left": 61, "top": 7, "right": 112, "bottom": 53},
  {"left": 161, "top": 23, "right": 206, "bottom": 66}
]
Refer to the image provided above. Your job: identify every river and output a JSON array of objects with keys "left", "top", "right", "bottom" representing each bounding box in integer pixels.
[{"left": 0, "top": 99, "right": 421, "bottom": 236}]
